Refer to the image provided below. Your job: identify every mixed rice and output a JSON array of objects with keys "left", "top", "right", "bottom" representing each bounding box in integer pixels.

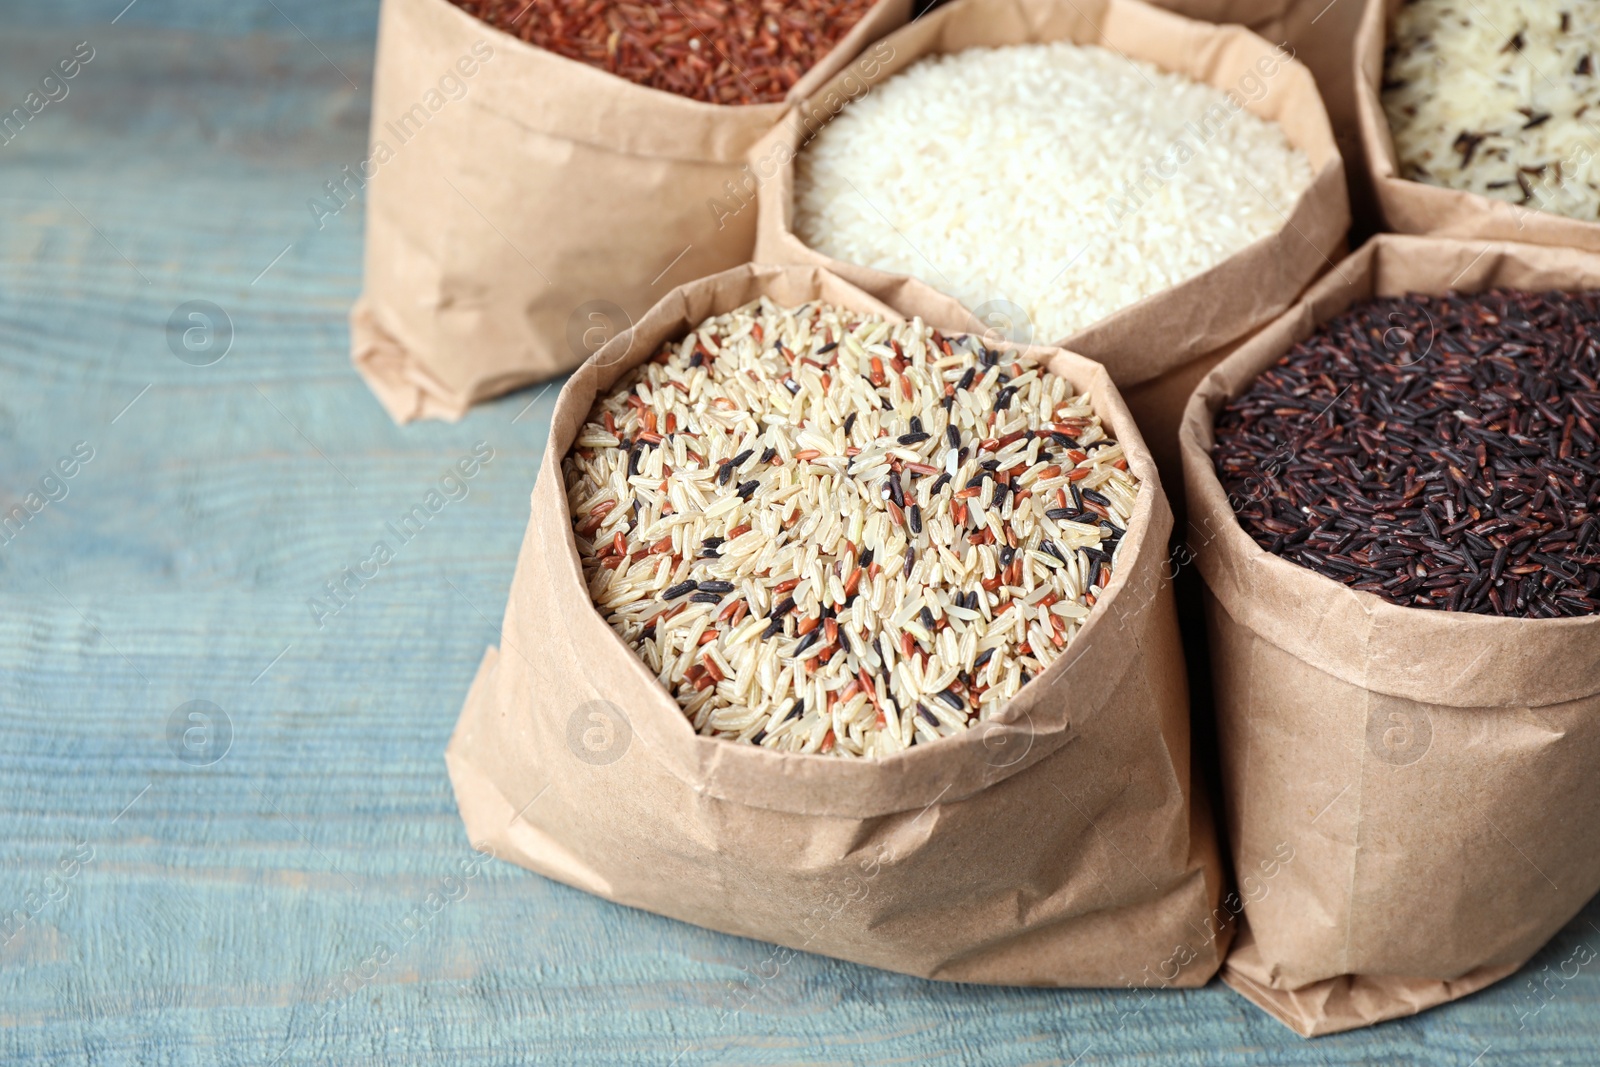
[
  {"left": 563, "top": 299, "right": 1141, "bottom": 758},
  {"left": 1383, "top": 0, "right": 1600, "bottom": 220}
]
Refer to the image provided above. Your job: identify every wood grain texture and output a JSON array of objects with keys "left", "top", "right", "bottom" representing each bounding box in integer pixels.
[{"left": 1, "top": 9, "right": 1597, "bottom": 1066}]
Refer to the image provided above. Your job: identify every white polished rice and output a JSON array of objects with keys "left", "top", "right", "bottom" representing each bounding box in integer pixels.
[
  {"left": 1383, "top": 0, "right": 1600, "bottom": 221},
  {"left": 793, "top": 43, "right": 1313, "bottom": 342},
  {"left": 563, "top": 299, "right": 1140, "bottom": 758}
]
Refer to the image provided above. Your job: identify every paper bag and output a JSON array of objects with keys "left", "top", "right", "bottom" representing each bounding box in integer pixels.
[
  {"left": 350, "top": 0, "right": 910, "bottom": 422},
  {"left": 447, "top": 262, "right": 1229, "bottom": 987},
  {"left": 1181, "top": 233, "right": 1600, "bottom": 1035},
  {"left": 1353, "top": 0, "right": 1600, "bottom": 252}
]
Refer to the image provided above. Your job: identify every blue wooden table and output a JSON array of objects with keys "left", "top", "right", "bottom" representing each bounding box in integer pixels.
[{"left": 2, "top": 3, "right": 1597, "bottom": 1063}]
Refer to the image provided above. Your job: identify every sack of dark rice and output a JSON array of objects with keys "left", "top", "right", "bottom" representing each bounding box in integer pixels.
[
  {"left": 349, "top": 0, "right": 908, "bottom": 422},
  {"left": 447, "top": 262, "right": 1229, "bottom": 986},
  {"left": 1182, "top": 233, "right": 1600, "bottom": 1035}
]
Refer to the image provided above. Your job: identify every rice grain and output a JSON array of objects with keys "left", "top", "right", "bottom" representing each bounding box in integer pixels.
[
  {"left": 793, "top": 42, "right": 1314, "bottom": 341},
  {"left": 1383, "top": 0, "right": 1600, "bottom": 221},
  {"left": 564, "top": 299, "right": 1141, "bottom": 757}
]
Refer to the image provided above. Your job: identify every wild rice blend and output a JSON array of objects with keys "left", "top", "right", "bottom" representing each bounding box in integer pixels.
[
  {"left": 1214, "top": 288, "right": 1600, "bottom": 618},
  {"left": 564, "top": 300, "right": 1141, "bottom": 757},
  {"left": 1383, "top": 0, "right": 1600, "bottom": 220},
  {"left": 795, "top": 42, "right": 1314, "bottom": 341},
  {"left": 450, "top": 0, "right": 876, "bottom": 104}
]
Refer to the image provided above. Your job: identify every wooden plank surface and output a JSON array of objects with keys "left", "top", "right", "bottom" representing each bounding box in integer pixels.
[{"left": 1, "top": 6, "right": 1597, "bottom": 1064}]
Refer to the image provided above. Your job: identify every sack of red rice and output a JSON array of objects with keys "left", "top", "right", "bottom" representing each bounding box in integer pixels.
[
  {"left": 1355, "top": 0, "right": 1600, "bottom": 252},
  {"left": 446, "top": 262, "right": 1229, "bottom": 986},
  {"left": 1181, "top": 232, "right": 1600, "bottom": 1036},
  {"left": 750, "top": 0, "right": 1349, "bottom": 498},
  {"left": 348, "top": 0, "right": 908, "bottom": 423}
]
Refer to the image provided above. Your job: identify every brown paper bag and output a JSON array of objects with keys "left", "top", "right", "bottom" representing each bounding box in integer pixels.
[
  {"left": 349, "top": 0, "right": 910, "bottom": 423},
  {"left": 1276, "top": 0, "right": 1378, "bottom": 228},
  {"left": 1180, "top": 233, "right": 1600, "bottom": 1036},
  {"left": 1353, "top": 0, "right": 1600, "bottom": 252},
  {"left": 924, "top": 0, "right": 1301, "bottom": 33},
  {"left": 752, "top": 0, "right": 1349, "bottom": 485},
  {"left": 1149, "top": 0, "right": 1292, "bottom": 24},
  {"left": 446, "top": 262, "right": 1230, "bottom": 986}
]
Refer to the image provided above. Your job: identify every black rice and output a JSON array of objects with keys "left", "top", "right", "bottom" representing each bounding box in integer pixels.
[{"left": 1213, "top": 288, "right": 1600, "bottom": 618}]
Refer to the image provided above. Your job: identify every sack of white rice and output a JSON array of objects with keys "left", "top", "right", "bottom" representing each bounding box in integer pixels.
[
  {"left": 1355, "top": 0, "right": 1600, "bottom": 251},
  {"left": 446, "top": 262, "right": 1230, "bottom": 985},
  {"left": 1181, "top": 232, "right": 1600, "bottom": 1036},
  {"left": 349, "top": 0, "right": 909, "bottom": 422},
  {"left": 750, "top": 0, "right": 1349, "bottom": 499}
]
